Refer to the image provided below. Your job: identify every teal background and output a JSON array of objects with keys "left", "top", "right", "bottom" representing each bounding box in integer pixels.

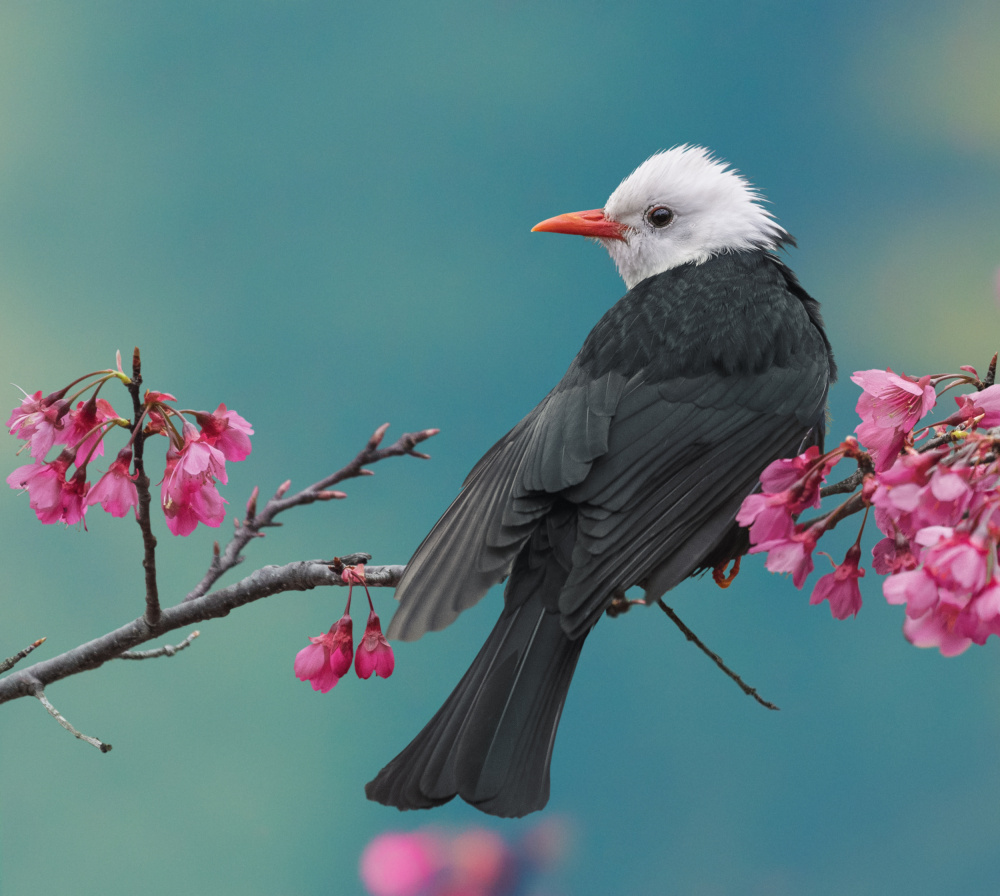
[{"left": 2, "top": 2, "right": 1000, "bottom": 894}]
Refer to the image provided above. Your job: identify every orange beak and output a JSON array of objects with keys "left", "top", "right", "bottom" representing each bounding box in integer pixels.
[{"left": 531, "top": 208, "right": 627, "bottom": 242}]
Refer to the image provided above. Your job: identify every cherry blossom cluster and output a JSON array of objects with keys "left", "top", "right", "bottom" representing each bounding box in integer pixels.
[
  {"left": 6, "top": 355, "right": 252, "bottom": 535},
  {"left": 294, "top": 565, "right": 395, "bottom": 692},
  {"left": 359, "top": 820, "right": 568, "bottom": 896},
  {"left": 739, "top": 358, "right": 1000, "bottom": 655}
]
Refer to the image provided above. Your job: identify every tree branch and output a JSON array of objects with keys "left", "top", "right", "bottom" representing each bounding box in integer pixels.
[
  {"left": 0, "top": 423, "right": 430, "bottom": 718},
  {"left": 0, "top": 561, "right": 405, "bottom": 706},
  {"left": 184, "top": 423, "right": 437, "bottom": 603}
]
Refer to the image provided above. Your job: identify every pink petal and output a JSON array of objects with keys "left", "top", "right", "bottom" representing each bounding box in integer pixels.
[{"left": 294, "top": 643, "right": 326, "bottom": 680}]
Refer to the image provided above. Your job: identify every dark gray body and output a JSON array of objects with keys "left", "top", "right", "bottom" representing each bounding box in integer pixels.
[{"left": 367, "top": 249, "right": 836, "bottom": 816}]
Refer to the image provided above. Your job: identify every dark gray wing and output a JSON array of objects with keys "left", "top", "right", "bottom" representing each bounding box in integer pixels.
[
  {"left": 388, "top": 250, "right": 835, "bottom": 642},
  {"left": 388, "top": 371, "right": 626, "bottom": 639}
]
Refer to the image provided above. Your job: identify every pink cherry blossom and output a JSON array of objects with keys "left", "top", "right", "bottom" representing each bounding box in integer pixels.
[
  {"left": 896, "top": 575, "right": 1000, "bottom": 654},
  {"left": 355, "top": 610, "right": 395, "bottom": 679},
  {"left": 60, "top": 397, "right": 120, "bottom": 463},
  {"left": 920, "top": 531, "right": 990, "bottom": 595},
  {"left": 160, "top": 443, "right": 228, "bottom": 536},
  {"left": 7, "top": 389, "right": 71, "bottom": 460},
  {"left": 871, "top": 535, "right": 919, "bottom": 575},
  {"left": 954, "top": 581, "right": 1000, "bottom": 644},
  {"left": 902, "top": 607, "right": 972, "bottom": 657},
  {"left": 851, "top": 369, "right": 936, "bottom": 471},
  {"left": 194, "top": 404, "right": 253, "bottom": 462},
  {"left": 852, "top": 369, "right": 936, "bottom": 428},
  {"left": 86, "top": 448, "right": 139, "bottom": 518},
  {"left": 870, "top": 452, "right": 939, "bottom": 538},
  {"left": 60, "top": 469, "right": 90, "bottom": 526},
  {"left": 175, "top": 421, "right": 228, "bottom": 484},
  {"left": 914, "top": 465, "right": 973, "bottom": 529},
  {"left": 950, "top": 383, "right": 1000, "bottom": 429},
  {"left": 882, "top": 567, "right": 940, "bottom": 618},
  {"left": 736, "top": 492, "right": 795, "bottom": 548},
  {"left": 144, "top": 390, "right": 177, "bottom": 404},
  {"left": 7, "top": 449, "right": 89, "bottom": 525},
  {"left": 810, "top": 544, "right": 865, "bottom": 619},
  {"left": 746, "top": 520, "right": 819, "bottom": 589},
  {"left": 294, "top": 614, "right": 354, "bottom": 692},
  {"left": 757, "top": 445, "right": 832, "bottom": 511}
]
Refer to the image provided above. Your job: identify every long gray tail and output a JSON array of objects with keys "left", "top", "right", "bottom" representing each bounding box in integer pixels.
[
  {"left": 366, "top": 509, "right": 586, "bottom": 818},
  {"left": 365, "top": 597, "right": 586, "bottom": 817}
]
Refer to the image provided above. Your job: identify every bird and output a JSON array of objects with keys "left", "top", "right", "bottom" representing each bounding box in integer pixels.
[{"left": 366, "top": 145, "right": 837, "bottom": 818}]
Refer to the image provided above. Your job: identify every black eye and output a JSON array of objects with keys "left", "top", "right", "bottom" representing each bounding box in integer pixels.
[{"left": 646, "top": 206, "right": 674, "bottom": 228}]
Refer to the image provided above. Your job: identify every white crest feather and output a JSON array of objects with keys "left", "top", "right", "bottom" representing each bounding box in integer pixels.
[{"left": 600, "top": 145, "right": 791, "bottom": 289}]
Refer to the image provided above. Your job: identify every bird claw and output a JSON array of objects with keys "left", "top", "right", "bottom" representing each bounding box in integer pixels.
[{"left": 606, "top": 590, "right": 648, "bottom": 618}]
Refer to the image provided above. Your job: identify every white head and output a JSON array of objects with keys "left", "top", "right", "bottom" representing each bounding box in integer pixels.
[{"left": 533, "top": 145, "right": 791, "bottom": 289}]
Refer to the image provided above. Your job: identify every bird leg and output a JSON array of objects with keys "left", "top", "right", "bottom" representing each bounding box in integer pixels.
[{"left": 605, "top": 588, "right": 649, "bottom": 618}]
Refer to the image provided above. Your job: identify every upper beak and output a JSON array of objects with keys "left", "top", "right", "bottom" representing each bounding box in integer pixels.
[{"left": 531, "top": 208, "right": 627, "bottom": 242}]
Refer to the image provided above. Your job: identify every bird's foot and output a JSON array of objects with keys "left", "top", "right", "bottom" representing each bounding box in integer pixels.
[
  {"left": 712, "top": 555, "right": 741, "bottom": 588},
  {"left": 606, "top": 589, "right": 648, "bottom": 618}
]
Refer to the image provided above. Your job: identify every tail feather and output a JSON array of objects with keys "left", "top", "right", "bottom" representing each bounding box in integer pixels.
[{"left": 365, "top": 595, "right": 586, "bottom": 818}]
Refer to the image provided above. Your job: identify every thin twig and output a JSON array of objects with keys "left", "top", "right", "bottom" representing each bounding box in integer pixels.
[
  {"left": 118, "top": 631, "right": 200, "bottom": 660},
  {"left": 819, "top": 468, "right": 865, "bottom": 498},
  {"left": 31, "top": 681, "right": 112, "bottom": 752},
  {"left": 184, "top": 424, "right": 437, "bottom": 603},
  {"left": 0, "top": 638, "right": 46, "bottom": 674},
  {"left": 656, "top": 598, "right": 779, "bottom": 711},
  {"left": 799, "top": 491, "right": 867, "bottom": 535}
]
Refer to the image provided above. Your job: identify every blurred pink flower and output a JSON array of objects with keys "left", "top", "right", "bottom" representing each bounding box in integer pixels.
[
  {"left": 359, "top": 822, "right": 569, "bottom": 896},
  {"left": 449, "top": 829, "right": 514, "bottom": 893},
  {"left": 360, "top": 832, "right": 441, "bottom": 896}
]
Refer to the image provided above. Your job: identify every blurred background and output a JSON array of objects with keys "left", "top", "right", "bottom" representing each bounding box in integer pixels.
[{"left": 1, "top": 1, "right": 999, "bottom": 894}]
